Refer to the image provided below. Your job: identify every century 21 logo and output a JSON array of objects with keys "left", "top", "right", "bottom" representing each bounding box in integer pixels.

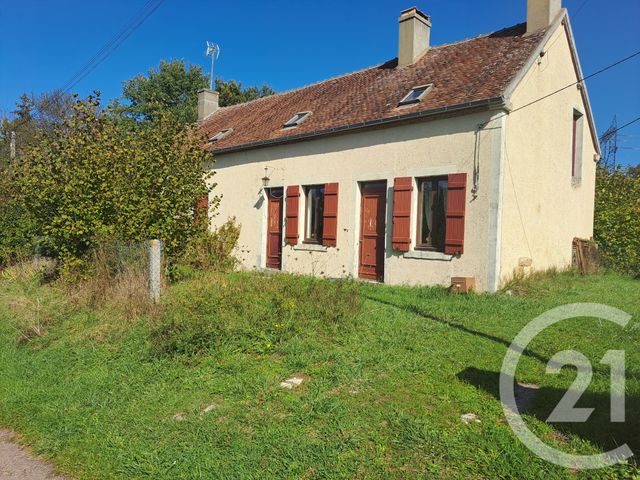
[{"left": 499, "top": 303, "right": 632, "bottom": 470}]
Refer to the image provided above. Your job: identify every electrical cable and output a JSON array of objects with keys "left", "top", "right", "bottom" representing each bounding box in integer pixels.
[{"left": 9, "top": 0, "right": 165, "bottom": 130}]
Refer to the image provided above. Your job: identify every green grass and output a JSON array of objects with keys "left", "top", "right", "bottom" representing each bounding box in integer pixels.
[{"left": 0, "top": 270, "right": 638, "bottom": 479}]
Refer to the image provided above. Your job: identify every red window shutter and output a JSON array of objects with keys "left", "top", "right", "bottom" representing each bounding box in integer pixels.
[
  {"left": 322, "top": 183, "right": 339, "bottom": 247},
  {"left": 285, "top": 185, "right": 300, "bottom": 245},
  {"left": 392, "top": 177, "right": 413, "bottom": 251},
  {"left": 444, "top": 173, "right": 467, "bottom": 255}
]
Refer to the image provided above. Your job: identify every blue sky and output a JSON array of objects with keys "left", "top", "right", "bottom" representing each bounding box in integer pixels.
[{"left": 1, "top": 0, "right": 638, "bottom": 165}]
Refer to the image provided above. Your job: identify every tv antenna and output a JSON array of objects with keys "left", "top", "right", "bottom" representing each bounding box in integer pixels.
[{"left": 205, "top": 41, "right": 220, "bottom": 90}]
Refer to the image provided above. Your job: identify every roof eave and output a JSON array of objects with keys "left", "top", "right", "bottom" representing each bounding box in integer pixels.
[{"left": 207, "top": 96, "right": 507, "bottom": 155}]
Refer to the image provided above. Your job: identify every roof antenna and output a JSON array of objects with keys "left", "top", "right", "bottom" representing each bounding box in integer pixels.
[{"left": 205, "top": 41, "right": 220, "bottom": 90}]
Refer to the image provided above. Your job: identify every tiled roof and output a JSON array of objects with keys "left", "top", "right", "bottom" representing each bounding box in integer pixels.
[{"left": 200, "top": 23, "right": 546, "bottom": 154}]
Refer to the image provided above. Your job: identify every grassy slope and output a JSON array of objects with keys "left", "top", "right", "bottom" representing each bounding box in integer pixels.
[{"left": 0, "top": 271, "right": 638, "bottom": 479}]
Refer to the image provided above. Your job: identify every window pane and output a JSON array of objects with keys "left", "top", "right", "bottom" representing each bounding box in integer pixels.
[
  {"left": 418, "top": 177, "right": 448, "bottom": 251},
  {"left": 305, "top": 186, "right": 324, "bottom": 241},
  {"left": 402, "top": 86, "right": 428, "bottom": 104},
  {"left": 431, "top": 179, "right": 448, "bottom": 251},
  {"left": 407, "top": 88, "right": 425, "bottom": 102},
  {"left": 420, "top": 180, "right": 433, "bottom": 245}
]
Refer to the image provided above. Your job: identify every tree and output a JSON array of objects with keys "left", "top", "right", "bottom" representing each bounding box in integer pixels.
[
  {"left": 594, "top": 164, "right": 640, "bottom": 276},
  {"left": 0, "top": 90, "right": 74, "bottom": 164},
  {"left": 214, "top": 78, "right": 275, "bottom": 108},
  {"left": 0, "top": 167, "right": 38, "bottom": 266},
  {"left": 114, "top": 59, "right": 275, "bottom": 123},
  {"left": 17, "top": 94, "right": 217, "bottom": 269}
]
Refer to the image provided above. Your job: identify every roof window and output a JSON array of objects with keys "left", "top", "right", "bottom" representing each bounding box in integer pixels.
[
  {"left": 284, "top": 111, "right": 312, "bottom": 128},
  {"left": 208, "top": 128, "right": 233, "bottom": 143},
  {"left": 399, "top": 84, "right": 433, "bottom": 106}
]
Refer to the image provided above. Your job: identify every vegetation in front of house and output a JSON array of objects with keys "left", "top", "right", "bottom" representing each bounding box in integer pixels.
[
  {"left": 153, "top": 271, "right": 361, "bottom": 357},
  {"left": 594, "top": 164, "right": 640, "bottom": 276},
  {"left": 0, "top": 59, "right": 276, "bottom": 272},
  {"left": 0, "top": 267, "right": 637, "bottom": 480},
  {"left": 15, "top": 94, "right": 214, "bottom": 271}
]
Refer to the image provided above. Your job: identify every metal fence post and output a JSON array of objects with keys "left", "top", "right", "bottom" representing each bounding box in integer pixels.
[{"left": 149, "top": 239, "right": 162, "bottom": 303}]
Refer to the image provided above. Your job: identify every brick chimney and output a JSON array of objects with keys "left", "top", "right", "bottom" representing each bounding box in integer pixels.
[
  {"left": 527, "top": 0, "right": 562, "bottom": 34},
  {"left": 398, "top": 7, "right": 431, "bottom": 67},
  {"left": 197, "top": 88, "right": 219, "bottom": 121}
]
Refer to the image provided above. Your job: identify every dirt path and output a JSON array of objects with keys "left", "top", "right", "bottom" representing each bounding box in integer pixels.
[{"left": 0, "top": 429, "right": 67, "bottom": 480}]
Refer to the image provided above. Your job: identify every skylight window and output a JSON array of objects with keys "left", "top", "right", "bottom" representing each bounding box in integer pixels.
[
  {"left": 208, "top": 128, "right": 233, "bottom": 143},
  {"left": 399, "top": 84, "right": 433, "bottom": 106},
  {"left": 284, "top": 111, "right": 312, "bottom": 128}
]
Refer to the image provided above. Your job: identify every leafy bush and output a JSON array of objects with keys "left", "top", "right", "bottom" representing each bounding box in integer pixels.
[
  {"left": 151, "top": 273, "right": 361, "bottom": 357},
  {"left": 178, "top": 217, "right": 240, "bottom": 272},
  {"left": 594, "top": 165, "right": 640, "bottom": 276},
  {"left": 16, "top": 93, "right": 217, "bottom": 270},
  {"left": 0, "top": 168, "right": 38, "bottom": 267}
]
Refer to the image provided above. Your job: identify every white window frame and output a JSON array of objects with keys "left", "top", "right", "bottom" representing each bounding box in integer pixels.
[
  {"left": 303, "top": 184, "right": 325, "bottom": 244},
  {"left": 207, "top": 128, "right": 233, "bottom": 143},
  {"left": 284, "top": 111, "right": 312, "bottom": 128},
  {"left": 399, "top": 83, "right": 434, "bottom": 106}
]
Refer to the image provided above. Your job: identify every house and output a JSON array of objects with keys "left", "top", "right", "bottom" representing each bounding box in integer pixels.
[{"left": 198, "top": 0, "right": 599, "bottom": 292}]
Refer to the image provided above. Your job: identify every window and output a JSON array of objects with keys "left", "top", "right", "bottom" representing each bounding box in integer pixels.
[
  {"left": 208, "top": 128, "right": 233, "bottom": 143},
  {"left": 399, "top": 84, "right": 433, "bottom": 106},
  {"left": 416, "top": 176, "right": 448, "bottom": 251},
  {"left": 304, "top": 185, "right": 325, "bottom": 242},
  {"left": 284, "top": 111, "right": 312, "bottom": 128},
  {"left": 571, "top": 109, "right": 584, "bottom": 184}
]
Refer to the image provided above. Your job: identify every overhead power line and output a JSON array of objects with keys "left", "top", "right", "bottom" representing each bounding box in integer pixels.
[
  {"left": 607, "top": 116, "right": 640, "bottom": 136},
  {"left": 60, "top": 0, "right": 166, "bottom": 94},
  {"left": 9, "top": 0, "right": 165, "bottom": 130},
  {"left": 502, "top": 49, "right": 640, "bottom": 119},
  {"left": 573, "top": 0, "right": 592, "bottom": 18}
]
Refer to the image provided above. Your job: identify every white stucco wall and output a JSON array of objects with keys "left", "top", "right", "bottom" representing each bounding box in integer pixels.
[
  {"left": 207, "top": 110, "right": 505, "bottom": 291},
  {"left": 500, "top": 19, "right": 598, "bottom": 284}
]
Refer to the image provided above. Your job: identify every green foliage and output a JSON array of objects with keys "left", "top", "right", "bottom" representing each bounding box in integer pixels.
[
  {"left": 594, "top": 165, "right": 640, "bottom": 276},
  {"left": 0, "top": 168, "right": 39, "bottom": 266},
  {"left": 17, "top": 93, "right": 216, "bottom": 268},
  {"left": 214, "top": 78, "right": 275, "bottom": 108},
  {"left": 0, "top": 271, "right": 638, "bottom": 478},
  {"left": 152, "top": 273, "right": 361, "bottom": 357},
  {"left": 178, "top": 216, "right": 241, "bottom": 272},
  {"left": 114, "top": 60, "right": 275, "bottom": 123},
  {"left": 0, "top": 90, "right": 74, "bottom": 164},
  {"left": 116, "top": 60, "right": 209, "bottom": 123}
]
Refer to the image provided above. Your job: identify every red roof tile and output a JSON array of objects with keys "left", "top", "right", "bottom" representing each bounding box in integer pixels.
[{"left": 200, "top": 23, "right": 546, "bottom": 154}]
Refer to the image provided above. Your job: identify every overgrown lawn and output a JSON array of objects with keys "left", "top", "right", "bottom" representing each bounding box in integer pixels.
[{"left": 0, "top": 270, "right": 638, "bottom": 479}]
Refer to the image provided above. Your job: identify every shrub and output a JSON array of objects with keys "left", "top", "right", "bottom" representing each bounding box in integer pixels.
[
  {"left": 151, "top": 273, "right": 362, "bottom": 357},
  {"left": 16, "top": 93, "right": 217, "bottom": 268},
  {"left": 178, "top": 217, "right": 241, "bottom": 272},
  {"left": 0, "top": 168, "right": 38, "bottom": 267},
  {"left": 594, "top": 165, "right": 640, "bottom": 276}
]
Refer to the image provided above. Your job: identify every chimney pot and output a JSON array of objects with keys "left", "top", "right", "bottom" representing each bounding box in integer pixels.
[
  {"left": 526, "top": 0, "right": 562, "bottom": 34},
  {"left": 398, "top": 7, "right": 431, "bottom": 67},
  {"left": 197, "top": 88, "right": 219, "bottom": 121}
]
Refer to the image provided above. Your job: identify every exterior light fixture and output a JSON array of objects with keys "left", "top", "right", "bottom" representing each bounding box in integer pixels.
[{"left": 261, "top": 166, "right": 270, "bottom": 187}]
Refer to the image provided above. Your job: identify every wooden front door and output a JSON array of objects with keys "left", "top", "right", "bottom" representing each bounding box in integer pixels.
[
  {"left": 266, "top": 188, "right": 283, "bottom": 269},
  {"left": 359, "top": 182, "right": 387, "bottom": 281}
]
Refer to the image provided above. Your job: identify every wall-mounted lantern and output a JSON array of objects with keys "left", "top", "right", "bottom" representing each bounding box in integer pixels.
[{"left": 261, "top": 166, "right": 270, "bottom": 187}]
